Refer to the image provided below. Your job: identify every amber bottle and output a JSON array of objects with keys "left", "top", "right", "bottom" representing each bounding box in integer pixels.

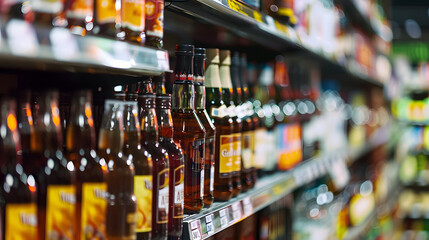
[
  {"left": 0, "top": 99, "right": 37, "bottom": 240},
  {"left": 98, "top": 100, "right": 136, "bottom": 240},
  {"left": 140, "top": 93, "right": 169, "bottom": 240},
  {"left": 29, "top": 90, "right": 76, "bottom": 240},
  {"left": 93, "top": 0, "right": 118, "bottom": 37},
  {"left": 172, "top": 44, "right": 206, "bottom": 213},
  {"left": 220, "top": 50, "right": 242, "bottom": 197},
  {"left": 155, "top": 95, "right": 184, "bottom": 240},
  {"left": 120, "top": 0, "right": 146, "bottom": 43},
  {"left": 18, "top": 91, "right": 34, "bottom": 173},
  {"left": 194, "top": 48, "right": 216, "bottom": 206},
  {"left": 122, "top": 99, "right": 153, "bottom": 240},
  {"left": 65, "top": 0, "right": 93, "bottom": 35},
  {"left": 206, "top": 48, "right": 233, "bottom": 201},
  {"left": 145, "top": 0, "right": 164, "bottom": 48},
  {"left": 66, "top": 90, "right": 106, "bottom": 240}
]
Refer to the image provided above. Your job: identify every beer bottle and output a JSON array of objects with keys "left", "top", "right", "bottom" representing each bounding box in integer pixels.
[
  {"left": 65, "top": 90, "right": 106, "bottom": 240},
  {"left": 155, "top": 95, "right": 184, "bottom": 240},
  {"left": 0, "top": 99, "right": 37, "bottom": 240},
  {"left": 120, "top": 0, "right": 146, "bottom": 44},
  {"left": 98, "top": 100, "right": 137, "bottom": 240},
  {"left": 194, "top": 48, "right": 216, "bottom": 207},
  {"left": 30, "top": 90, "right": 76, "bottom": 240},
  {"left": 206, "top": 48, "right": 233, "bottom": 201},
  {"left": 122, "top": 100, "right": 153, "bottom": 239},
  {"left": 153, "top": 75, "right": 167, "bottom": 95},
  {"left": 220, "top": 50, "right": 242, "bottom": 197},
  {"left": 93, "top": 0, "right": 118, "bottom": 37},
  {"left": 139, "top": 93, "right": 169, "bottom": 240},
  {"left": 172, "top": 44, "right": 206, "bottom": 213},
  {"left": 18, "top": 90, "right": 34, "bottom": 173},
  {"left": 65, "top": 0, "right": 94, "bottom": 35},
  {"left": 145, "top": 0, "right": 163, "bottom": 48}
]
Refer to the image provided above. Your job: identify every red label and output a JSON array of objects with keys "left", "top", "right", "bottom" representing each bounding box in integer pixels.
[{"left": 145, "top": 0, "right": 163, "bottom": 38}]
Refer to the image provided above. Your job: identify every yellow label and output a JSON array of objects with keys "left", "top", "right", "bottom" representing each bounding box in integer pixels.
[
  {"left": 219, "top": 134, "right": 234, "bottom": 176},
  {"left": 228, "top": 0, "right": 249, "bottom": 16},
  {"left": 5, "top": 203, "right": 37, "bottom": 240},
  {"left": 157, "top": 169, "right": 169, "bottom": 224},
  {"left": 122, "top": 0, "right": 145, "bottom": 31},
  {"left": 241, "top": 131, "right": 255, "bottom": 169},
  {"left": 46, "top": 185, "right": 76, "bottom": 240},
  {"left": 67, "top": 0, "right": 93, "bottom": 18},
  {"left": 96, "top": 0, "right": 116, "bottom": 24},
  {"left": 134, "top": 175, "right": 152, "bottom": 233},
  {"left": 81, "top": 183, "right": 107, "bottom": 239},
  {"left": 232, "top": 133, "right": 242, "bottom": 172}
]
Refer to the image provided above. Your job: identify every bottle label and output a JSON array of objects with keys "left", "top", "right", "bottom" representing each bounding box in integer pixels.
[
  {"left": 173, "top": 165, "right": 184, "bottom": 219},
  {"left": 122, "top": 0, "right": 145, "bottom": 32},
  {"left": 134, "top": 175, "right": 152, "bottom": 232},
  {"left": 232, "top": 133, "right": 241, "bottom": 172},
  {"left": 157, "top": 168, "right": 169, "bottom": 224},
  {"left": 96, "top": 0, "right": 116, "bottom": 24},
  {"left": 211, "top": 105, "right": 227, "bottom": 118},
  {"left": 81, "top": 182, "right": 107, "bottom": 239},
  {"left": 5, "top": 203, "right": 37, "bottom": 240},
  {"left": 219, "top": 134, "right": 234, "bottom": 177},
  {"left": 66, "top": 0, "right": 93, "bottom": 19},
  {"left": 31, "top": 0, "right": 63, "bottom": 14},
  {"left": 242, "top": 131, "right": 255, "bottom": 169},
  {"left": 254, "top": 128, "right": 267, "bottom": 169},
  {"left": 227, "top": 105, "right": 237, "bottom": 117},
  {"left": 145, "top": 0, "right": 163, "bottom": 38},
  {"left": 46, "top": 185, "right": 76, "bottom": 240},
  {"left": 277, "top": 123, "right": 302, "bottom": 170}
]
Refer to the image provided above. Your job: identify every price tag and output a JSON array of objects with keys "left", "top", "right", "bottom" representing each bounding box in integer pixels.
[
  {"left": 231, "top": 202, "right": 242, "bottom": 221},
  {"left": 157, "top": 50, "right": 170, "bottom": 71},
  {"left": 50, "top": 27, "right": 79, "bottom": 60},
  {"left": 190, "top": 220, "right": 202, "bottom": 240},
  {"left": 243, "top": 197, "right": 253, "bottom": 216},
  {"left": 205, "top": 214, "right": 215, "bottom": 235},
  {"left": 219, "top": 208, "right": 229, "bottom": 228},
  {"left": 6, "top": 19, "right": 39, "bottom": 56}
]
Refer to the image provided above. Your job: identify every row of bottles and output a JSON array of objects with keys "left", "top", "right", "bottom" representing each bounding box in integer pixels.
[{"left": 1, "top": 0, "right": 164, "bottom": 47}]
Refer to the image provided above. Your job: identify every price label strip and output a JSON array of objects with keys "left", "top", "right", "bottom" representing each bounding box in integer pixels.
[
  {"left": 190, "top": 220, "right": 202, "bottom": 240},
  {"left": 228, "top": 0, "right": 264, "bottom": 23},
  {"left": 205, "top": 214, "right": 215, "bottom": 235},
  {"left": 219, "top": 208, "right": 229, "bottom": 228}
]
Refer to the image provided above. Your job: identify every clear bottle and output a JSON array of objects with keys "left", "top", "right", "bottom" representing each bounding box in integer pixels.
[
  {"left": 194, "top": 48, "right": 216, "bottom": 207},
  {"left": 98, "top": 100, "right": 136, "bottom": 240},
  {"left": 65, "top": 90, "right": 106, "bottom": 240},
  {"left": 172, "top": 44, "right": 206, "bottom": 213}
]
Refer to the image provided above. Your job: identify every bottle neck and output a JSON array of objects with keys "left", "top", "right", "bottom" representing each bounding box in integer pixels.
[
  {"left": 140, "top": 107, "right": 160, "bottom": 144},
  {"left": 36, "top": 98, "right": 63, "bottom": 153},
  {"left": 153, "top": 81, "right": 167, "bottom": 95},
  {"left": 157, "top": 108, "right": 174, "bottom": 139},
  {"left": 67, "top": 101, "right": 97, "bottom": 152},
  {"left": 123, "top": 104, "right": 141, "bottom": 149},
  {"left": 172, "top": 82, "right": 195, "bottom": 110},
  {"left": 194, "top": 83, "right": 206, "bottom": 110},
  {"left": 231, "top": 62, "right": 242, "bottom": 105}
]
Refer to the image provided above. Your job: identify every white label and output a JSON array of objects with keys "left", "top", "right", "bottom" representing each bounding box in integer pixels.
[
  {"left": 191, "top": 220, "right": 199, "bottom": 229},
  {"left": 227, "top": 105, "right": 236, "bottom": 117},
  {"left": 158, "top": 187, "right": 169, "bottom": 210},
  {"left": 210, "top": 165, "right": 214, "bottom": 192},
  {"left": 157, "top": 50, "right": 169, "bottom": 71},
  {"left": 211, "top": 105, "right": 227, "bottom": 118},
  {"left": 231, "top": 202, "right": 241, "bottom": 221},
  {"left": 219, "top": 208, "right": 229, "bottom": 227},
  {"left": 243, "top": 197, "right": 253, "bottom": 216},
  {"left": 6, "top": 20, "right": 39, "bottom": 57},
  {"left": 206, "top": 214, "right": 215, "bottom": 234},
  {"left": 191, "top": 229, "right": 201, "bottom": 240},
  {"left": 50, "top": 27, "right": 79, "bottom": 60},
  {"left": 200, "top": 170, "right": 204, "bottom": 198},
  {"left": 174, "top": 182, "right": 184, "bottom": 205}
]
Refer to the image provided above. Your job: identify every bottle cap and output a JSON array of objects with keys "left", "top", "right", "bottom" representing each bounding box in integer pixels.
[{"left": 175, "top": 44, "right": 194, "bottom": 55}]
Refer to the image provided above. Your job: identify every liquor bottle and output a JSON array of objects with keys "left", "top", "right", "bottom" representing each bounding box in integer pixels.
[
  {"left": 122, "top": 100, "right": 153, "bottom": 239},
  {"left": 194, "top": 48, "right": 216, "bottom": 207},
  {"left": 120, "top": 0, "right": 146, "bottom": 43},
  {"left": 206, "top": 48, "right": 233, "bottom": 201},
  {"left": 30, "top": 90, "right": 76, "bottom": 240},
  {"left": 65, "top": 90, "right": 106, "bottom": 240},
  {"left": 98, "top": 100, "right": 137, "bottom": 240},
  {"left": 139, "top": 93, "right": 169, "bottom": 240},
  {"left": 238, "top": 53, "right": 255, "bottom": 190},
  {"left": 93, "top": 0, "right": 118, "bottom": 37},
  {"left": 172, "top": 44, "right": 206, "bottom": 213},
  {"left": 65, "top": 0, "right": 93, "bottom": 35},
  {"left": 145, "top": 0, "right": 164, "bottom": 48},
  {"left": 0, "top": 99, "right": 37, "bottom": 240},
  {"left": 155, "top": 95, "right": 184, "bottom": 240},
  {"left": 220, "top": 50, "right": 242, "bottom": 197}
]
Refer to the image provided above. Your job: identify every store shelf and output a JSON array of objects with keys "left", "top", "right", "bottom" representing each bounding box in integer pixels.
[
  {"left": 166, "top": 0, "right": 384, "bottom": 88},
  {"left": 182, "top": 126, "right": 389, "bottom": 240},
  {"left": 0, "top": 19, "right": 170, "bottom": 76},
  {"left": 335, "top": 0, "right": 378, "bottom": 37}
]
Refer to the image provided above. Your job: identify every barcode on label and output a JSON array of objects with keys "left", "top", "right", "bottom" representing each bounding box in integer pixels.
[{"left": 192, "top": 229, "right": 201, "bottom": 240}]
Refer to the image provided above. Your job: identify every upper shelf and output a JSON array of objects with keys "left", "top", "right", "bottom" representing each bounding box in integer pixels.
[
  {"left": 166, "top": 0, "right": 385, "bottom": 88},
  {"left": 335, "top": 0, "right": 378, "bottom": 37},
  {"left": 0, "top": 19, "right": 170, "bottom": 76}
]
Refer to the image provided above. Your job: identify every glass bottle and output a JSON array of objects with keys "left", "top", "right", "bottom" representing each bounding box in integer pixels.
[
  {"left": 122, "top": 100, "right": 153, "bottom": 240},
  {"left": 29, "top": 90, "right": 76, "bottom": 240},
  {"left": 31, "top": 0, "right": 66, "bottom": 27},
  {"left": 18, "top": 90, "right": 34, "bottom": 173},
  {"left": 145, "top": 0, "right": 164, "bottom": 48},
  {"left": 155, "top": 95, "right": 184, "bottom": 240},
  {"left": 206, "top": 48, "right": 233, "bottom": 201},
  {"left": 0, "top": 99, "right": 37, "bottom": 240},
  {"left": 194, "top": 47, "right": 216, "bottom": 207},
  {"left": 220, "top": 50, "right": 242, "bottom": 197},
  {"left": 120, "top": 0, "right": 146, "bottom": 44},
  {"left": 93, "top": 0, "right": 118, "bottom": 37},
  {"left": 65, "top": 0, "right": 93, "bottom": 35},
  {"left": 172, "top": 44, "right": 206, "bottom": 213},
  {"left": 98, "top": 100, "right": 137, "bottom": 240},
  {"left": 65, "top": 90, "right": 106, "bottom": 240},
  {"left": 140, "top": 93, "right": 169, "bottom": 240}
]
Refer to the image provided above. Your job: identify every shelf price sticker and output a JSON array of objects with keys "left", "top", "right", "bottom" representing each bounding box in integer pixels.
[
  {"left": 190, "top": 220, "right": 202, "bottom": 240},
  {"left": 231, "top": 202, "right": 242, "bottom": 222},
  {"left": 205, "top": 214, "right": 215, "bottom": 235},
  {"left": 50, "top": 27, "right": 79, "bottom": 60},
  {"left": 219, "top": 208, "right": 229, "bottom": 228},
  {"left": 156, "top": 50, "right": 170, "bottom": 71},
  {"left": 6, "top": 19, "right": 39, "bottom": 57},
  {"left": 242, "top": 197, "right": 253, "bottom": 216}
]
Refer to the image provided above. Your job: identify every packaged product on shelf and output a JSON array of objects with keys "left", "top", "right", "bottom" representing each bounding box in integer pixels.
[
  {"left": 65, "top": 0, "right": 94, "bottom": 35},
  {"left": 93, "top": 0, "right": 118, "bottom": 37},
  {"left": 145, "top": 0, "right": 163, "bottom": 48},
  {"left": 262, "top": 0, "right": 296, "bottom": 26},
  {"left": 206, "top": 48, "right": 234, "bottom": 201},
  {"left": 172, "top": 44, "right": 205, "bottom": 213},
  {"left": 193, "top": 48, "right": 216, "bottom": 207},
  {"left": 98, "top": 100, "right": 136, "bottom": 240},
  {"left": 65, "top": 90, "right": 106, "bottom": 240},
  {"left": 31, "top": 0, "right": 66, "bottom": 26},
  {"left": 120, "top": 0, "right": 146, "bottom": 43},
  {"left": 1, "top": 99, "right": 37, "bottom": 240}
]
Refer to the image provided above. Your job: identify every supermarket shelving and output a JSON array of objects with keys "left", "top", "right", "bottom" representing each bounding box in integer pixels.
[
  {"left": 0, "top": 19, "right": 170, "bottom": 76},
  {"left": 182, "top": 125, "right": 390, "bottom": 240},
  {"left": 335, "top": 0, "right": 378, "bottom": 37}
]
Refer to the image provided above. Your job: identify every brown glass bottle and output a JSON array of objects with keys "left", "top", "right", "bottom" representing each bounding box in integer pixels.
[
  {"left": 155, "top": 95, "right": 184, "bottom": 240},
  {"left": 194, "top": 48, "right": 216, "bottom": 207},
  {"left": 65, "top": 90, "right": 106, "bottom": 240},
  {"left": 122, "top": 100, "right": 153, "bottom": 240},
  {"left": 220, "top": 50, "right": 242, "bottom": 197},
  {"left": 144, "top": 0, "right": 163, "bottom": 48},
  {"left": 0, "top": 99, "right": 37, "bottom": 240},
  {"left": 29, "top": 90, "right": 76, "bottom": 240},
  {"left": 93, "top": 0, "right": 118, "bottom": 37},
  {"left": 65, "top": 0, "right": 93, "bottom": 35},
  {"left": 98, "top": 100, "right": 136, "bottom": 240},
  {"left": 140, "top": 93, "right": 169, "bottom": 240},
  {"left": 18, "top": 91, "right": 34, "bottom": 173},
  {"left": 172, "top": 44, "right": 206, "bottom": 213},
  {"left": 120, "top": 0, "right": 145, "bottom": 43},
  {"left": 206, "top": 48, "right": 233, "bottom": 201}
]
